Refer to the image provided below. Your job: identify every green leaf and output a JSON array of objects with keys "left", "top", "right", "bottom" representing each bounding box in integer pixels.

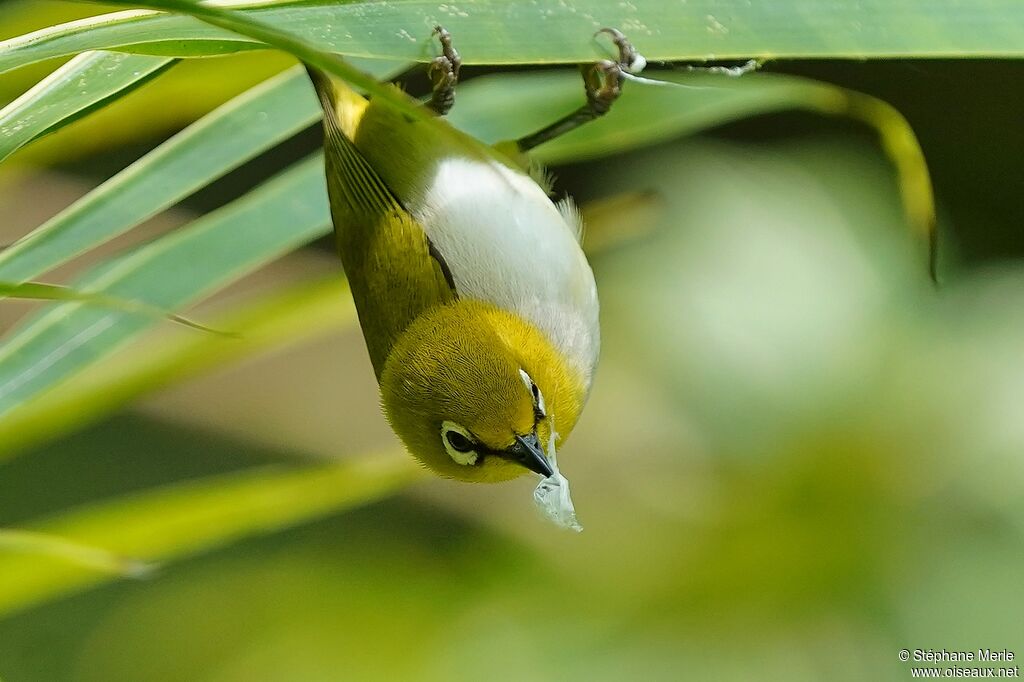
[
  {"left": 0, "top": 153, "right": 331, "bottom": 419},
  {"left": 0, "top": 453, "right": 422, "bottom": 617},
  {"left": 0, "top": 529, "right": 154, "bottom": 579},
  {"left": 0, "top": 275, "right": 355, "bottom": 461},
  {"left": 91, "top": 0, "right": 437, "bottom": 126},
  {"left": 0, "top": 60, "right": 399, "bottom": 284},
  {"left": 0, "top": 67, "right": 315, "bottom": 282},
  {"left": 0, "top": 50, "right": 174, "bottom": 164},
  {"left": 0, "top": 280, "right": 226, "bottom": 335},
  {"left": 4, "top": 0, "right": 1022, "bottom": 76}
]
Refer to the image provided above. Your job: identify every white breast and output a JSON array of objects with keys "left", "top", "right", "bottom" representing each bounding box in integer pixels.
[{"left": 417, "top": 157, "right": 599, "bottom": 381}]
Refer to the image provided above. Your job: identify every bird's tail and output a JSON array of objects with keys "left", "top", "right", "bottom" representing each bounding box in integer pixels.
[
  {"left": 303, "top": 63, "right": 405, "bottom": 221},
  {"left": 303, "top": 64, "right": 369, "bottom": 141}
]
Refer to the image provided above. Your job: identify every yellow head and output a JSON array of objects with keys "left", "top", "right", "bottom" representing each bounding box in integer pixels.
[{"left": 380, "top": 299, "right": 587, "bottom": 482}]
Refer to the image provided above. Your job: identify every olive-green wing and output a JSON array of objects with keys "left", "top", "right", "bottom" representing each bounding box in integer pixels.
[{"left": 309, "top": 67, "right": 456, "bottom": 378}]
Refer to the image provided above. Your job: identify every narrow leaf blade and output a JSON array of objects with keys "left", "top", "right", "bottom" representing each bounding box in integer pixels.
[
  {"left": 0, "top": 275, "right": 354, "bottom": 461},
  {"left": 0, "top": 154, "right": 331, "bottom": 418},
  {"left": 0, "top": 453, "right": 422, "bottom": 617},
  {"left": 0, "top": 280, "right": 225, "bottom": 334},
  {"left": 0, "top": 67, "right": 315, "bottom": 282},
  {"left": 0, "top": 60, "right": 399, "bottom": 283},
  {"left": 0, "top": 50, "right": 174, "bottom": 164},
  {"left": 0, "top": 529, "right": 154, "bottom": 579}
]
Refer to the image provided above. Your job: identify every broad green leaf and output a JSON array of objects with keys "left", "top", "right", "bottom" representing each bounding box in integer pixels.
[
  {"left": 0, "top": 529, "right": 154, "bottom": 578},
  {"left": 0, "top": 280, "right": 225, "bottom": 334},
  {"left": 0, "top": 275, "right": 355, "bottom": 461},
  {"left": 0, "top": 153, "right": 331, "bottom": 419},
  {"left": 0, "top": 452, "right": 422, "bottom": 617},
  {"left": 0, "top": 50, "right": 174, "bottom": 163},
  {"left": 5, "top": 0, "right": 1024, "bottom": 76}
]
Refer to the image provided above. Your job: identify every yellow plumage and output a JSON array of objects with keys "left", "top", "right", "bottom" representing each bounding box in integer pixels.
[
  {"left": 307, "top": 63, "right": 598, "bottom": 494},
  {"left": 382, "top": 300, "right": 586, "bottom": 482}
]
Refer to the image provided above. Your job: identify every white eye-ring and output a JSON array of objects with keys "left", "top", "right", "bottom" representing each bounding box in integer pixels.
[
  {"left": 519, "top": 368, "right": 546, "bottom": 419},
  {"left": 441, "top": 421, "right": 478, "bottom": 466}
]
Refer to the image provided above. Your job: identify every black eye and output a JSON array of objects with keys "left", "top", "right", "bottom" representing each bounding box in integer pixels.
[
  {"left": 446, "top": 430, "right": 474, "bottom": 453},
  {"left": 531, "top": 382, "right": 541, "bottom": 403}
]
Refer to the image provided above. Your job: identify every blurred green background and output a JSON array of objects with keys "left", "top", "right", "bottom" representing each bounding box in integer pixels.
[{"left": 1, "top": 2, "right": 1022, "bottom": 680}]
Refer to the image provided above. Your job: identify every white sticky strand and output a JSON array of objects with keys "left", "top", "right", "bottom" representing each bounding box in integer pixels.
[
  {"left": 532, "top": 426, "right": 583, "bottom": 532},
  {"left": 619, "top": 58, "right": 763, "bottom": 92},
  {"left": 673, "top": 58, "right": 763, "bottom": 77},
  {"left": 626, "top": 52, "right": 647, "bottom": 75},
  {"left": 619, "top": 71, "right": 721, "bottom": 91}
]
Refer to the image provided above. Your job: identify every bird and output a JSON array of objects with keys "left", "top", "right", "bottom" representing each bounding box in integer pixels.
[{"left": 305, "top": 27, "right": 639, "bottom": 510}]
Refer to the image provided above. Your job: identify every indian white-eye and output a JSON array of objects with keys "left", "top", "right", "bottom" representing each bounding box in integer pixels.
[{"left": 306, "top": 27, "right": 639, "bottom": 521}]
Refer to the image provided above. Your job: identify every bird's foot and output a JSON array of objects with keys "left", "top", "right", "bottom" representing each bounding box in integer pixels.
[
  {"left": 516, "top": 28, "right": 645, "bottom": 152},
  {"left": 582, "top": 28, "right": 646, "bottom": 117},
  {"left": 427, "top": 26, "right": 461, "bottom": 115}
]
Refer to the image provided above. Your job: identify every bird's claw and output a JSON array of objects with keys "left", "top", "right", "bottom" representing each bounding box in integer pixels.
[
  {"left": 582, "top": 28, "right": 645, "bottom": 116},
  {"left": 582, "top": 60, "right": 623, "bottom": 116},
  {"left": 427, "top": 26, "right": 461, "bottom": 115},
  {"left": 596, "top": 27, "right": 647, "bottom": 74},
  {"left": 514, "top": 27, "right": 643, "bottom": 151}
]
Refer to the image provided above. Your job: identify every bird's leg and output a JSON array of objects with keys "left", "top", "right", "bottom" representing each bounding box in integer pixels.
[
  {"left": 426, "top": 26, "right": 461, "bottom": 115},
  {"left": 517, "top": 60, "right": 622, "bottom": 152},
  {"left": 516, "top": 28, "right": 644, "bottom": 152}
]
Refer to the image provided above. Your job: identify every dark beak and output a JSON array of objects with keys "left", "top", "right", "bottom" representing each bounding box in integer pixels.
[{"left": 504, "top": 433, "right": 554, "bottom": 478}]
